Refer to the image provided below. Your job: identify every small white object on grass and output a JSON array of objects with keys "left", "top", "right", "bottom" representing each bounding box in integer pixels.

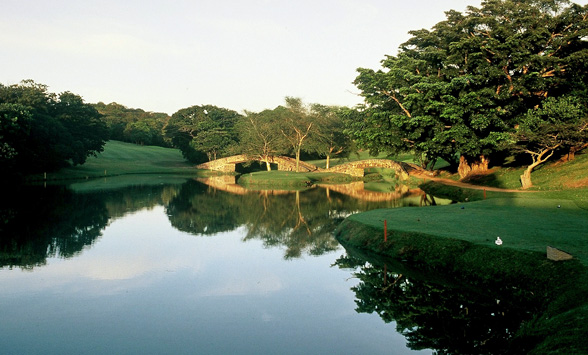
[{"left": 495, "top": 237, "right": 503, "bottom": 246}]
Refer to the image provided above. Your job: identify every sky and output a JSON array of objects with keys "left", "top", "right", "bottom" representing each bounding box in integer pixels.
[{"left": 2, "top": 0, "right": 587, "bottom": 115}]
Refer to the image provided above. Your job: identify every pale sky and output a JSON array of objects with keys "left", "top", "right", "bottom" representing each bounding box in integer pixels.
[{"left": 1, "top": 0, "right": 586, "bottom": 115}]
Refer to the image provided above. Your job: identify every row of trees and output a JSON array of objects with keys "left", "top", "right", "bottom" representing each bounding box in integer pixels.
[
  {"left": 348, "top": 0, "right": 588, "bottom": 187},
  {"left": 164, "top": 97, "right": 353, "bottom": 171},
  {"left": 0, "top": 79, "right": 354, "bottom": 176},
  {"left": 0, "top": 80, "right": 108, "bottom": 174}
]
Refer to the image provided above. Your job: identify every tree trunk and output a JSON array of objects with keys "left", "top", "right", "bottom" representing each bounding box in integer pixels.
[
  {"left": 458, "top": 155, "right": 489, "bottom": 179},
  {"left": 520, "top": 146, "right": 558, "bottom": 189},
  {"left": 520, "top": 167, "right": 533, "bottom": 189},
  {"left": 561, "top": 144, "right": 587, "bottom": 162},
  {"left": 295, "top": 149, "right": 301, "bottom": 172},
  {"left": 326, "top": 155, "right": 331, "bottom": 170},
  {"left": 263, "top": 155, "right": 271, "bottom": 171}
]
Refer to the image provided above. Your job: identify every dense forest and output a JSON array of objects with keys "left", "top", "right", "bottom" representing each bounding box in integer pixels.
[{"left": 1, "top": 0, "right": 587, "bottom": 188}]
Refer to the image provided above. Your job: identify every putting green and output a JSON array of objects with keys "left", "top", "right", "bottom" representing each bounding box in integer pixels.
[{"left": 347, "top": 198, "right": 588, "bottom": 266}]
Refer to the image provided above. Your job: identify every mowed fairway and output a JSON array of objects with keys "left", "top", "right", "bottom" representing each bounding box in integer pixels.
[
  {"left": 347, "top": 197, "right": 588, "bottom": 266},
  {"left": 40, "top": 140, "right": 194, "bottom": 180}
]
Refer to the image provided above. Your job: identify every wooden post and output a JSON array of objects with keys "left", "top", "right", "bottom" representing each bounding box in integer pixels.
[{"left": 384, "top": 220, "right": 387, "bottom": 242}]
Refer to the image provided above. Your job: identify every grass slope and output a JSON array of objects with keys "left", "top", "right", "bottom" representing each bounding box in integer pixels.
[
  {"left": 461, "top": 152, "right": 588, "bottom": 190},
  {"left": 30, "top": 140, "right": 195, "bottom": 181}
]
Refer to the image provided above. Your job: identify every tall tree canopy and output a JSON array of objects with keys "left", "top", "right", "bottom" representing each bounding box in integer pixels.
[
  {"left": 165, "top": 105, "right": 242, "bottom": 164},
  {"left": 237, "top": 97, "right": 353, "bottom": 171},
  {"left": 307, "top": 104, "right": 353, "bottom": 169},
  {"left": 238, "top": 108, "right": 289, "bottom": 170},
  {"left": 280, "top": 97, "right": 316, "bottom": 172},
  {"left": 0, "top": 80, "right": 108, "bottom": 175},
  {"left": 351, "top": 0, "right": 588, "bottom": 180}
]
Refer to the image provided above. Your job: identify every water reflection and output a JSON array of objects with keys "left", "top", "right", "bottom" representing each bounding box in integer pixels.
[
  {"left": 0, "top": 177, "right": 539, "bottom": 354},
  {"left": 169, "top": 178, "right": 440, "bottom": 259},
  {"left": 333, "top": 247, "right": 542, "bottom": 354},
  {"left": 0, "top": 185, "right": 108, "bottom": 269},
  {"left": 0, "top": 178, "right": 442, "bottom": 269}
]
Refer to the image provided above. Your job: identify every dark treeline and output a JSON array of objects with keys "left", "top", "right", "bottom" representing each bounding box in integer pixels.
[
  {"left": 0, "top": 79, "right": 353, "bottom": 178},
  {"left": 0, "top": 80, "right": 108, "bottom": 175}
]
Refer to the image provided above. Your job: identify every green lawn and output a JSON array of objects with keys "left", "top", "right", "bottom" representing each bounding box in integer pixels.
[
  {"left": 29, "top": 140, "right": 196, "bottom": 181},
  {"left": 347, "top": 197, "right": 588, "bottom": 266}
]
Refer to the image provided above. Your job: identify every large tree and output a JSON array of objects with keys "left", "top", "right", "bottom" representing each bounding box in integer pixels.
[
  {"left": 0, "top": 80, "right": 108, "bottom": 174},
  {"left": 54, "top": 92, "right": 109, "bottom": 165},
  {"left": 307, "top": 104, "right": 353, "bottom": 169},
  {"left": 237, "top": 108, "right": 289, "bottom": 170},
  {"left": 352, "top": 0, "right": 588, "bottom": 178},
  {"left": 280, "top": 97, "right": 315, "bottom": 172},
  {"left": 165, "top": 105, "right": 242, "bottom": 164},
  {"left": 512, "top": 96, "right": 588, "bottom": 188}
]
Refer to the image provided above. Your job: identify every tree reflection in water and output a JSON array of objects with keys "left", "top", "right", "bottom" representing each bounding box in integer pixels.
[
  {"left": 0, "top": 185, "right": 109, "bottom": 269},
  {"left": 0, "top": 177, "right": 441, "bottom": 269},
  {"left": 0, "top": 183, "right": 180, "bottom": 270},
  {"left": 168, "top": 178, "right": 434, "bottom": 259},
  {"left": 333, "top": 249, "right": 542, "bottom": 354}
]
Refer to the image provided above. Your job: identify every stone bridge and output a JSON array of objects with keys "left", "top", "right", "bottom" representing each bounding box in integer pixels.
[
  {"left": 326, "top": 159, "right": 409, "bottom": 179},
  {"left": 196, "top": 154, "right": 322, "bottom": 173},
  {"left": 197, "top": 155, "right": 408, "bottom": 179}
]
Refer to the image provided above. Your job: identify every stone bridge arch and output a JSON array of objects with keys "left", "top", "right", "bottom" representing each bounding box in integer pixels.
[
  {"left": 196, "top": 155, "right": 321, "bottom": 173},
  {"left": 326, "top": 159, "right": 409, "bottom": 180}
]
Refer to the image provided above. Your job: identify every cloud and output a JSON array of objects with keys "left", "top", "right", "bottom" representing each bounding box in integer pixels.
[{"left": 201, "top": 273, "right": 284, "bottom": 297}]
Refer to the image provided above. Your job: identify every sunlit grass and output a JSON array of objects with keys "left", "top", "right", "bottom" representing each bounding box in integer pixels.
[
  {"left": 461, "top": 152, "right": 588, "bottom": 190},
  {"left": 348, "top": 197, "right": 588, "bottom": 266},
  {"left": 30, "top": 140, "right": 196, "bottom": 181}
]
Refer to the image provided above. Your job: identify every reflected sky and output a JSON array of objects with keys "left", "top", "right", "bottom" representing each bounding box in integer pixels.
[{"left": 0, "top": 205, "right": 430, "bottom": 355}]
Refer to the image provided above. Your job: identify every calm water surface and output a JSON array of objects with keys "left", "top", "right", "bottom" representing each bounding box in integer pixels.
[{"left": 0, "top": 177, "right": 535, "bottom": 354}]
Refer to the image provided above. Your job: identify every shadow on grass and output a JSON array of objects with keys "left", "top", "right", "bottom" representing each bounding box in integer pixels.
[{"left": 461, "top": 172, "right": 507, "bottom": 188}]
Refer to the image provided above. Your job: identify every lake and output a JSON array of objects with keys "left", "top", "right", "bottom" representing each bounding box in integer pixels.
[{"left": 0, "top": 177, "right": 537, "bottom": 354}]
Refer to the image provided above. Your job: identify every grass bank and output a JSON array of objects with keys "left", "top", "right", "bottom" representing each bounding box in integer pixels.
[{"left": 338, "top": 197, "right": 588, "bottom": 266}]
